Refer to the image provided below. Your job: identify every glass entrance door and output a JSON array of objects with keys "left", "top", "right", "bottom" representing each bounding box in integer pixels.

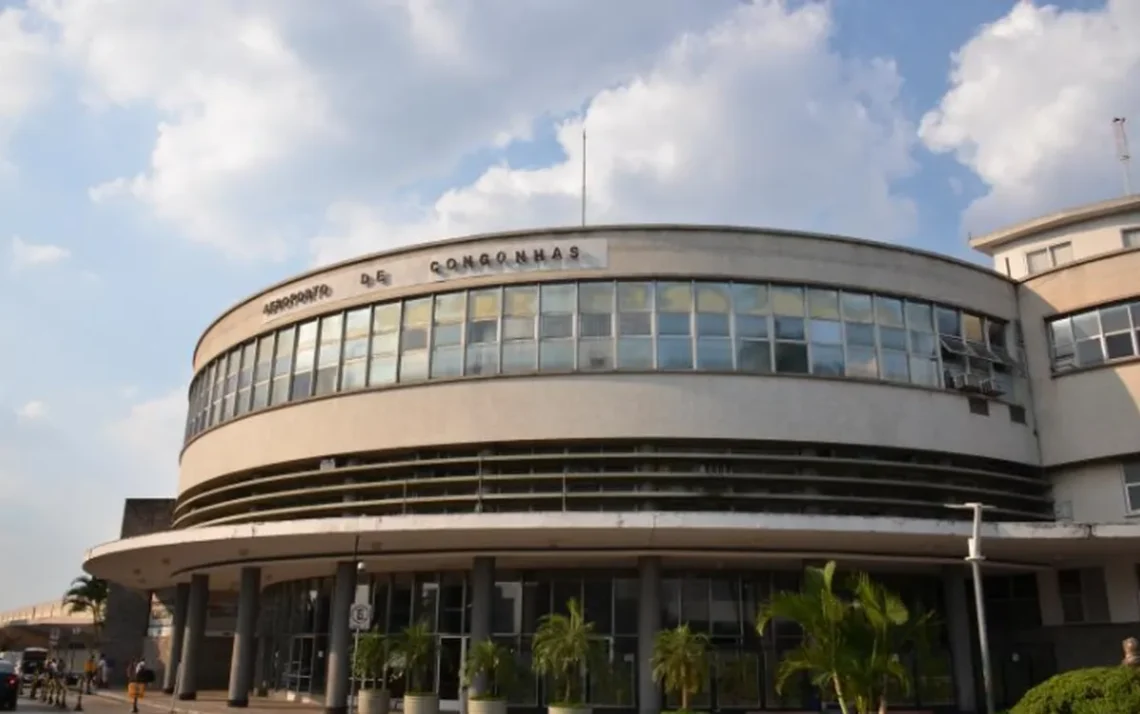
[
  {"left": 438, "top": 636, "right": 466, "bottom": 712},
  {"left": 286, "top": 636, "right": 315, "bottom": 694}
]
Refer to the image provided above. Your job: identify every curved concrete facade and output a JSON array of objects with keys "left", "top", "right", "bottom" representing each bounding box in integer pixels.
[{"left": 85, "top": 217, "right": 1140, "bottom": 714}]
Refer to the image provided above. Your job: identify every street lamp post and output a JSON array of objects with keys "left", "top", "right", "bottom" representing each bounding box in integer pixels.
[{"left": 947, "top": 502, "right": 996, "bottom": 714}]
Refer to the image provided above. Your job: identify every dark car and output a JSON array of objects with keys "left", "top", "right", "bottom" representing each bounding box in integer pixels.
[{"left": 0, "top": 661, "right": 18, "bottom": 710}]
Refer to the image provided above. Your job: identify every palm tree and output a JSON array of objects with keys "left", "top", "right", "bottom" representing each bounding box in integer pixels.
[
  {"left": 846, "top": 572, "right": 937, "bottom": 714},
  {"left": 651, "top": 624, "right": 710, "bottom": 712},
  {"left": 532, "top": 597, "right": 595, "bottom": 706},
  {"left": 756, "top": 561, "right": 858, "bottom": 714},
  {"left": 62, "top": 576, "right": 109, "bottom": 644},
  {"left": 463, "top": 638, "right": 518, "bottom": 700},
  {"left": 394, "top": 619, "right": 436, "bottom": 694}
]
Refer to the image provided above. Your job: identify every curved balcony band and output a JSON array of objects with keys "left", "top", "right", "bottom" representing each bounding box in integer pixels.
[
  {"left": 185, "top": 279, "right": 1026, "bottom": 445},
  {"left": 172, "top": 439, "right": 1051, "bottom": 529}
]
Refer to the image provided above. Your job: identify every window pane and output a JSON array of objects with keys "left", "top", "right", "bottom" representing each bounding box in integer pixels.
[
  {"left": 962, "top": 313, "right": 984, "bottom": 342},
  {"left": 736, "top": 340, "right": 771, "bottom": 373},
  {"left": 468, "top": 288, "right": 501, "bottom": 320},
  {"left": 656, "top": 282, "right": 693, "bottom": 312},
  {"left": 847, "top": 346, "right": 878, "bottom": 378},
  {"left": 1051, "top": 242, "right": 1073, "bottom": 265},
  {"left": 1026, "top": 249, "right": 1050, "bottom": 274},
  {"left": 695, "top": 283, "right": 731, "bottom": 313},
  {"left": 841, "top": 292, "right": 874, "bottom": 322},
  {"left": 1101, "top": 305, "right": 1132, "bottom": 333},
  {"left": 434, "top": 292, "right": 466, "bottom": 323},
  {"left": 657, "top": 312, "right": 691, "bottom": 336},
  {"left": 771, "top": 286, "right": 804, "bottom": 316},
  {"left": 808, "top": 289, "right": 840, "bottom": 320},
  {"left": 579, "top": 339, "right": 614, "bottom": 370},
  {"left": 540, "top": 314, "right": 574, "bottom": 339},
  {"left": 618, "top": 312, "right": 652, "bottom": 337},
  {"left": 315, "top": 314, "right": 343, "bottom": 396},
  {"left": 502, "top": 341, "right": 537, "bottom": 373},
  {"left": 935, "top": 307, "right": 960, "bottom": 336},
  {"left": 811, "top": 344, "right": 844, "bottom": 376},
  {"left": 1076, "top": 339, "right": 1104, "bottom": 366},
  {"left": 505, "top": 286, "right": 538, "bottom": 316},
  {"left": 732, "top": 283, "right": 768, "bottom": 314},
  {"left": 809, "top": 319, "right": 841, "bottom": 344},
  {"left": 845, "top": 322, "right": 875, "bottom": 348},
  {"left": 617, "top": 282, "right": 653, "bottom": 311},
  {"left": 466, "top": 343, "right": 498, "bottom": 376},
  {"left": 1072, "top": 312, "right": 1100, "bottom": 340},
  {"left": 875, "top": 297, "right": 905, "bottom": 327},
  {"left": 775, "top": 317, "right": 805, "bottom": 341},
  {"left": 658, "top": 337, "right": 693, "bottom": 370},
  {"left": 503, "top": 316, "right": 536, "bottom": 341},
  {"left": 404, "top": 298, "right": 433, "bottom": 326},
  {"left": 399, "top": 351, "right": 428, "bottom": 381},
  {"left": 880, "top": 327, "right": 907, "bottom": 351},
  {"left": 580, "top": 313, "right": 612, "bottom": 338},
  {"left": 735, "top": 314, "right": 768, "bottom": 339},
  {"left": 774, "top": 342, "right": 808, "bottom": 373},
  {"left": 696, "top": 339, "right": 733, "bottom": 370},
  {"left": 1105, "top": 332, "right": 1135, "bottom": 360},
  {"left": 696, "top": 312, "right": 729, "bottom": 337},
  {"left": 541, "top": 283, "right": 576, "bottom": 313},
  {"left": 430, "top": 346, "right": 463, "bottom": 378},
  {"left": 906, "top": 301, "right": 933, "bottom": 331},
  {"left": 540, "top": 340, "right": 575, "bottom": 370},
  {"left": 881, "top": 350, "right": 909, "bottom": 382},
  {"left": 579, "top": 282, "right": 614, "bottom": 313},
  {"left": 617, "top": 338, "right": 653, "bottom": 369}
]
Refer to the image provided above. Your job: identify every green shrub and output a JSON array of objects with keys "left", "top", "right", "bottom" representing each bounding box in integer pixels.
[{"left": 1010, "top": 666, "right": 1140, "bottom": 714}]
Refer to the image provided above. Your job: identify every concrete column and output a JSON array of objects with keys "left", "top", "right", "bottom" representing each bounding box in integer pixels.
[
  {"left": 227, "top": 567, "right": 262, "bottom": 707},
  {"left": 325, "top": 561, "right": 357, "bottom": 714},
  {"left": 177, "top": 574, "right": 209, "bottom": 701},
  {"left": 637, "top": 557, "right": 662, "bottom": 714},
  {"left": 162, "top": 583, "right": 191, "bottom": 694},
  {"left": 943, "top": 567, "right": 978, "bottom": 714},
  {"left": 468, "top": 557, "right": 496, "bottom": 696}
]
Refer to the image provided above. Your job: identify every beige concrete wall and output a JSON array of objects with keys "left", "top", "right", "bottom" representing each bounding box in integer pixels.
[
  {"left": 1019, "top": 250, "right": 1140, "bottom": 466},
  {"left": 989, "top": 210, "right": 1140, "bottom": 280},
  {"left": 1037, "top": 560, "right": 1140, "bottom": 625},
  {"left": 194, "top": 227, "right": 1017, "bottom": 369},
  {"left": 1052, "top": 462, "right": 1133, "bottom": 524},
  {"left": 178, "top": 372, "right": 1039, "bottom": 495}
]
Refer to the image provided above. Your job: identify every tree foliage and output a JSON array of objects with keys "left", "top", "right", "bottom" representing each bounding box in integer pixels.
[
  {"left": 651, "top": 624, "right": 710, "bottom": 712},
  {"left": 1010, "top": 666, "right": 1140, "bottom": 714},
  {"left": 62, "top": 575, "right": 109, "bottom": 643},
  {"left": 757, "top": 561, "right": 936, "bottom": 714},
  {"left": 532, "top": 597, "right": 595, "bottom": 706}
]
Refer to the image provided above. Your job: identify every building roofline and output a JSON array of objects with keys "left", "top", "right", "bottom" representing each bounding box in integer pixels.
[
  {"left": 193, "top": 223, "right": 1007, "bottom": 367},
  {"left": 969, "top": 194, "right": 1140, "bottom": 253}
]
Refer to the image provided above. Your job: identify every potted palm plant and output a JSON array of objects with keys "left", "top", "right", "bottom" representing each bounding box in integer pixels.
[
  {"left": 651, "top": 624, "right": 710, "bottom": 713},
  {"left": 532, "top": 597, "right": 594, "bottom": 714},
  {"left": 463, "top": 638, "right": 518, "bottom": 714},
  {"left": 394, "top": 620, "right": 438, "bottom": 714},
  {"left": 354, "top": 632, "right": 395, "bottom": 714}
]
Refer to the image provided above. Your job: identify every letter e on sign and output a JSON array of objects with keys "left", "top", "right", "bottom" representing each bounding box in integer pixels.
[{"left": 349, "top": 603, "right": 373, "bottom": 631}]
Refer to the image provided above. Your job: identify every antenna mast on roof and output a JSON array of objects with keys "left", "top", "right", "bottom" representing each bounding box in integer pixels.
[
  {"left": 1113, "top": 117, "right": 1133, "bottom": 196},
  {"left": 581, "top": 127, "right": 588, "bottom": 227}
]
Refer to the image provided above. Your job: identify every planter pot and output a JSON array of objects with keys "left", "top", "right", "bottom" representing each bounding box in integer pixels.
[
  {"left": 548, "top": 706, "right": 591, "bottom": 714},
  {"left": 403, "top": 693, "right": 440, "bottom": 714},
  {"left": 468, "top": 698, "right": 508, "bottom": 714},
  {"left": 358, "top": 689, "right": 391, "bottom": 714}
]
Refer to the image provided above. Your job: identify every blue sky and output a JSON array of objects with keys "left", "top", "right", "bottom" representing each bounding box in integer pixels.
[{"left": 0, "top": 0, "right": 1137, "bottom": 610}]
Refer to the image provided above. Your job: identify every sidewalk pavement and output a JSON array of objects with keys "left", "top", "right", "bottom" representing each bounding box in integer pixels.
[{"left": 85, "top": 689, "right": 321, "bottom": 714}]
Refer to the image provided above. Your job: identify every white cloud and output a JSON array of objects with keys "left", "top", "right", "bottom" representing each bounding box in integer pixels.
[
  {"left": 10, "top": 235, "right": 71, "bottom": 270},
  {"left": 103, "top": 388, "right": 186, "bottom": 490},
  {"left": 0, "top": 5, "right": 53, "bottom": 172},
  {"left": 310, "top": 0, "right": 919, "bottom": 264},
  {"left": 15, "top": 400, "right": 47, "bottom": 422},
  {"left": 920, "top": 0, "right": 1140, "bottom": 234},
  {"left": 34, "top": 0, "right": 746, "bottom": 261}
]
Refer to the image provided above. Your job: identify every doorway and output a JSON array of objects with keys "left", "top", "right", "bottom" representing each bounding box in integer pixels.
[{"left": 437, "top": 636, "right": 466, "bottom": 712}]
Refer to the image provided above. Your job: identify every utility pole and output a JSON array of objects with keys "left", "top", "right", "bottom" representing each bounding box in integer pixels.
[{"left": 947, "top": 502, "right": 996, "bottom": 714}]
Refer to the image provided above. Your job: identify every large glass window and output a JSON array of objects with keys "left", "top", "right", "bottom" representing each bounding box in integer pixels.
[
  {"left": 400, "top": 299, "right": 431, "bottom": 382},
  {"left": 466, "top": 289, "right": 501, "bottom": 376},
  {"left": 186, "top": 279, "right": 1023, "bottom": 442},
  {"left": 503, "top": 286, "right": 538, "bottom": 373},
  {"left": 578, "top": 283, "right": 614, "bottom": 370},
  {"left": 341, "top": 308, "right": 371, "bottom": 391},
  {"left": 1049, "top": 299, "right": 1140, "bottom": 372},
  {"left": 617, "top": 282, "right": 653, "bottom": 369},
  {"left": 314, "top": 314, "right": 343, "bottom": 396},
  {"left": 291, "top": 321, "right": 319, "bottom": 400},
  {"left": 369, "top": 303, "right": 401, "bottom": 386},
  {"left": 431, "top": 293, "right": 466, "bottom": 378}
]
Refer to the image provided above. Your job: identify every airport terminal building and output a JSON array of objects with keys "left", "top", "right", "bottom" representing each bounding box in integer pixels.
[{"left": 84, "top": 196, "right": 1140, "bottom": 713}]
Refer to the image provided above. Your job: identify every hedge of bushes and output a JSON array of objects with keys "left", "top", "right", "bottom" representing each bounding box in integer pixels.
[{"left": 1010, "top": 666, "right": 1140, "bottom": 714}]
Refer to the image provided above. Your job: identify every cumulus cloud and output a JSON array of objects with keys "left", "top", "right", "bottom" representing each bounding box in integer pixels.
[
  {"left": 103, "top": 388, "right": 187, "bottom": 490},
  {"left": 15, "top": 400, "right": 46, "bottom": 422},
  {"left": 0, "top": 5, "right": 53, "bottom": 170},
  {"left": 38, "top": 0, "right": 744, "bottom": 261},
  {"left": 310, "top": 0, "right": 919, "bottom": 264},
  {"left": 10, "top": 235, "right": 71, "bottom": 270},
  {"left": 920, "top": 0, "right": 1140, "bottom": 234}
]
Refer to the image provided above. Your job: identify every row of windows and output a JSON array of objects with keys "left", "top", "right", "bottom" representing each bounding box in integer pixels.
[
  {"left": 185, "top": 280, "right": 1022, "bottom": 442},
  {"left": 1048, "top": 298, "right": 1140, "bottom": 372}
]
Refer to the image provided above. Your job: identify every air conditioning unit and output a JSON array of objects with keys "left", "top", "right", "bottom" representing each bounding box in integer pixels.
[
  {"left": 951, "top": 373, "right": 984, "bottom": 392},
  {"left": 980, "top": 378, "right": 1005, "bottom": 396}
]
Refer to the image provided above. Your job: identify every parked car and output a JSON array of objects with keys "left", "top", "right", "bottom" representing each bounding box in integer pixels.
[{"left": 0, "top": 661, "right": 18, "bottom": 710}]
